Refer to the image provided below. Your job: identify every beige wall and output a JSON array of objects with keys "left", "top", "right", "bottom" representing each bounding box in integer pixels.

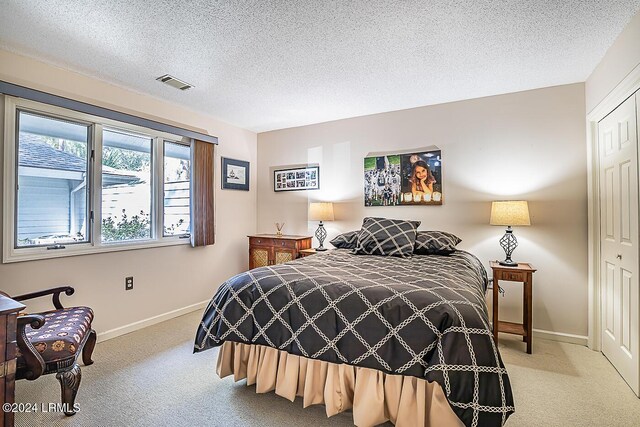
[
  {"left": 0, "top": 49, "right": 257, "bottom": 337},
  {"left": 257, "top": 83, "right": 587, "bottom": 338},
  {"left": 586, "top": 10, "right": 640, "bottom": 112}
]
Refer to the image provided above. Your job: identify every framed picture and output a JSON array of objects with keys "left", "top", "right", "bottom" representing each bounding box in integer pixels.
[
  {"left": 364, "top": 149, "right": 442, "bottom": 206},
  {"left": 221, "top": 157, "right": 250, "bottom": 191},
  {"left": 274, "top": 166, "right": 320, "bottom": 192}
]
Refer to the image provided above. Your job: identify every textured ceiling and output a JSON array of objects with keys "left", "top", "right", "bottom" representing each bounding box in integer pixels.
[{"left": 1, "top": 1, "right": 639, "bottom": 133}]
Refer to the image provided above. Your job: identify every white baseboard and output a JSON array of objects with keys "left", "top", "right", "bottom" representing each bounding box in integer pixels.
[
  {"left": 97, "top": 300, "right": 209, "bottom": 343},
  {"left": 532, "top": 328, "right": 588, "bottom": 346}
]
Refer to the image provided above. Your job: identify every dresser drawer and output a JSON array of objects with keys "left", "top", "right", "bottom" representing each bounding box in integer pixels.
[
  {"left": 498, "top": 270, "right": 525, "bottom": 282},
  {"left": 249, "top": 237, "right": 274, "bottom": 247},
  {"left": 273, "top": 239, "right": 297, "bottom": 249}
]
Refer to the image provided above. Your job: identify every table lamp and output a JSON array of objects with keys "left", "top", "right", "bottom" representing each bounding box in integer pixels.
[
  {"left": 309, "top": 202, "right": 334, "bottom": 251},
  {"left": 490, "top": 201, "right": 530, "bottom": 266}
]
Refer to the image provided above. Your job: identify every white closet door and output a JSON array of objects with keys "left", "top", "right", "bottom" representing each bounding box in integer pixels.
[{"left": 599, "top": 93, "right": 639, "bottom": 396}]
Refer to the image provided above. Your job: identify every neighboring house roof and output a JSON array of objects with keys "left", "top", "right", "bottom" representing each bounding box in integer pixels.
[
  {"left": 19, "top": 132, "right": 141, "bottom": 184},
  {"left": 19, "top": 133, "right": 87, "bottom": 172}
]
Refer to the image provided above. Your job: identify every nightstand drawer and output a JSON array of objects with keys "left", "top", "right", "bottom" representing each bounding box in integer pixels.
[
  {"left": 498, "top": 270, "right": 525, "bottom": 282},
  {"left": 250, "top": 237, "right": 274, "bottom": 246}
]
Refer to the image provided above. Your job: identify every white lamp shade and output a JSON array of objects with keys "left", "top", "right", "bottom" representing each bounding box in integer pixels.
[
  {"left": 490, "top": 201, "right": 531, "bottom": 226},
  {"left": 309, "top": 202, "right": 335, "bottom": 221}
]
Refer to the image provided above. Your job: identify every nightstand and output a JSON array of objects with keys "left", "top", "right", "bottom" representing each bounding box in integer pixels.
[
  {"left": 299, "top": 248, "right": 317, "bottom": 257},
  {"left": 490, "top": 261, "right": 537, "bottom": 354}
]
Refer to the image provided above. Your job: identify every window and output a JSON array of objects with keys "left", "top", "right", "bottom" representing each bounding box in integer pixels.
[
  {"left": 3, "top": 97, "right": 193, "bottom": 262},
  {"left": 163, "top": 141, "right": 191, "bottom": 237},
  {"left": 16, "top": 111, "right": 90, "bottom": 248},
  {"left": 101, "top": 129, "right": 152, "bottom": 242}
]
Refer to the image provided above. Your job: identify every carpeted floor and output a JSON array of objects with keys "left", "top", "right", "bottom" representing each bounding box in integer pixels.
[{"left": 14, "top": 311, "right": 640, "bottom": 426}]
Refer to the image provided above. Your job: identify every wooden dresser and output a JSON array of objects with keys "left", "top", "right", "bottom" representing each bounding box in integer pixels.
[
  {"left": 248, "top": 234, "right": 312, "bottom": 269},
  {"left": 0, "top": 295, "right": 25, "bottom": 427}
]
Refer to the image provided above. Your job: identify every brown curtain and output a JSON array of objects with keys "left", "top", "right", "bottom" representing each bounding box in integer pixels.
[{"left": 191, "top": 139, "right": 215, "bottom": 247}]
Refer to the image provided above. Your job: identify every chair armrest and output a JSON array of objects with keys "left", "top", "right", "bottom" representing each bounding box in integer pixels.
[
  {"left": 13, "top": 286, "right": 74, "bottom": 309},
  {"left": 16, "top": 314, "right": 46, "bottom": 381}
]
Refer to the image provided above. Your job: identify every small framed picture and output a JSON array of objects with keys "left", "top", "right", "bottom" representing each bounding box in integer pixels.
[
  {"left": 221, "top": 157, "right": 250, "bottom": 191},
  {"left": 274, "top": 166, "right": 320, "bottom": 192}
]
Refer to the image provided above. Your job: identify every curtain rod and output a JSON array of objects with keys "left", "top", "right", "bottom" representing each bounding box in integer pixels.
[{"left": 0, "top": 80, "right": 218, "bottom": 144}]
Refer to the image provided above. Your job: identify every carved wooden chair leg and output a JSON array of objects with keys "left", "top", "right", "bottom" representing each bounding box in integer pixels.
[
  {"left": 56, "top": 364, "right": 81, "bottom": 416},
  {"left": 82, "top": 329, "right": 97, "bottom": 366}
]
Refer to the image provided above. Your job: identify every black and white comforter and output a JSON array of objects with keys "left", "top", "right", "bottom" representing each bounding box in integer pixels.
[{"left": 194, "top": 249, "right": 514, "bottom": 426}]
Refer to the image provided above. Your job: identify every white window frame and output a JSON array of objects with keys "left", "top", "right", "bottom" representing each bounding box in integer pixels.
[
  {"left": 3, "top": 96, "right": 191, "bottom": 263},
  {"left": 161, "top": 140, "right": 192, "bottom": 239}
]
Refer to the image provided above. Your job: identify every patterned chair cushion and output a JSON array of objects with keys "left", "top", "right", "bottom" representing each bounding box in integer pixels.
[
  {"left": 17, "top": 306, "right": 94, "bottom": 371},
  {"left": 414, "top": 230, "right": 462, "bottom": 255},
  {"left": 354, "top": 217, "right": 421, "bottom": 258},
  {"left": 329, "top": 230, "right": 359, "bottom": 249}
]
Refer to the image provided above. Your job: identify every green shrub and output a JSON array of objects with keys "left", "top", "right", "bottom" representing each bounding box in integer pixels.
[{"left": 102, "top": 209, "right": 150, "bottom": 241}]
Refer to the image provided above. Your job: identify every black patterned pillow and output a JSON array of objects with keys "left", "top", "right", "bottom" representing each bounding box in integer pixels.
[
  {"left": 330, "top": 231, "right": 359, "bottom": 249},
  {"left": 354, "top": 217, "right": 421, "bottom": 258},
  {"left": 413, "top": 231, "right": 462, "bottom": 255}
]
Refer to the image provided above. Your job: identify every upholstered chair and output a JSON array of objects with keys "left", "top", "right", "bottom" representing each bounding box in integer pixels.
[{"left": 10, "top": 286, "right": 96, "bottom": 416}]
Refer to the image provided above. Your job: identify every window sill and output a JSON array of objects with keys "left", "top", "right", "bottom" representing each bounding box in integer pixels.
[{"left": 2, "top": 238, "right": 191, "bottom": 263}]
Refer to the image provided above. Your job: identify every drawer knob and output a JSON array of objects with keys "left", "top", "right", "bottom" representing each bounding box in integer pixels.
[
  {"left": 282, "top": 242, "right": 285, "bottom": 246},
  {"left": 617, "top": 254, "right": 622, "bottom": 259},
  {"left": 257, "top": 239, "right": 261, "bottom": 243}
]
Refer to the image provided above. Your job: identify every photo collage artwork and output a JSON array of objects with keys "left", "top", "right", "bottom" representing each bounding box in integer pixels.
[
  {"left": 274, "top": 166, "right": 320, "bottom": 191},
  {"left": 364, "top": 150, "right": 442, "bottom": 206}
]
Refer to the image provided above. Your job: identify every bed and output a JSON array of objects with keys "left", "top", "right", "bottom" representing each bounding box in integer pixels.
[{"left": 194, "top": 248, "right": 514, "bottom": 427}]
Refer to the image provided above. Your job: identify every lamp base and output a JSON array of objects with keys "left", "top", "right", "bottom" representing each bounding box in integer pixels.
[
  {"left": 498, "top": 227, "right": 519, "bottom": 268},
  {"left": 315, "top": 221, "right": 328, "bottom": 252}
]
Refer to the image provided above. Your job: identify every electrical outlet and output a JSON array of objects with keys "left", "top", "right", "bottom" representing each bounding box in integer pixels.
[{"left": 125, "top": 276, "right": 134, "bottom": 291}]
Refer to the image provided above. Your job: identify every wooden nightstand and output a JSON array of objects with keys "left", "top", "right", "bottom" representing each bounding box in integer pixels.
[
  {"left": 490, "top": 261, "right": 537, "bottom": 354},
  {"left": 299, "top": 248, "right": 317, "bottom": 257},
  {"left": 248, "top": 234, "right": 312, "bottom": 269}
]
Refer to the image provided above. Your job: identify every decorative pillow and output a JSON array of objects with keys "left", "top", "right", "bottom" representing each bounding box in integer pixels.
[
  {"left": 413, "top": 231, "right": 462, "bottom": 255},
  {"left": 354, "top": 217, "right": 421, "bottom": 258},
  {"left": 330, "top": 231, "right": 359, "bottom": 249}
]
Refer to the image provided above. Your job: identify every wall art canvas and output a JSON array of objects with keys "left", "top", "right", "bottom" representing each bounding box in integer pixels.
[
  {"left": 221, "top": 157, "right": 250, "bottom": 191},
  {"left": 274, "top": 166, "right": 319, "bottom": 192},
  {"left": 364, "top": 150, "right": 442, "bottom": 206},
  {"left": 364, "top": 155, "right": 401, "bottom": 206}
]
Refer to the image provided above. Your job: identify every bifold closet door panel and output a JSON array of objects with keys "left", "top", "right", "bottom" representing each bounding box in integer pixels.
[{"left": 598, "top": 93, "right": 639, "bottom": 396}]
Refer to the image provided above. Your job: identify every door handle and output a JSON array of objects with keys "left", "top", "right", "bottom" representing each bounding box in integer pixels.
[{"left": 616, "top": 254, "right": 622, "bottom": 260}]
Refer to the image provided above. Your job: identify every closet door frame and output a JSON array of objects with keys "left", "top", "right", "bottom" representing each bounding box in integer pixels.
[{"left": 587, "top": 63, "right": 640, "bottom": 351}]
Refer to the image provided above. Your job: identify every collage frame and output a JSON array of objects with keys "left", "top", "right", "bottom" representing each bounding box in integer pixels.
[{"left": 274, "top": 166, "right": 320, "bottom": 192}]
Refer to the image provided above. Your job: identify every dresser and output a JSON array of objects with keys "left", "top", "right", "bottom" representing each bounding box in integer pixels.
[
  {"left": 248, "top": 234, "right": 312, "bottom": 269},
  {"left": 0, "top": 295, "right": 25, "bottom": 427}
]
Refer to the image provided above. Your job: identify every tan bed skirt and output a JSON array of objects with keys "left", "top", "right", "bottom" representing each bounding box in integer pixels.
[{"left": 216, "top": 341, "right": 463, "bottom": 427}]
